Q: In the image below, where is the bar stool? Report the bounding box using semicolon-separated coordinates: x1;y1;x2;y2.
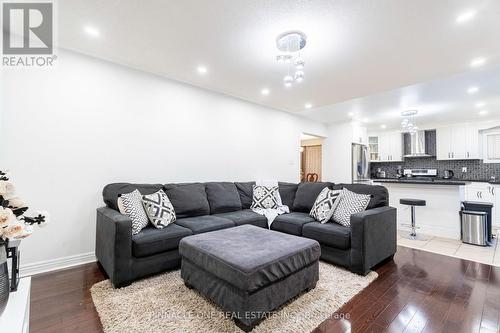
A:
400;198;428;240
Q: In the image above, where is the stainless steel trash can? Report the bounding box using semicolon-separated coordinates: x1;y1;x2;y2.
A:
460;211;488;246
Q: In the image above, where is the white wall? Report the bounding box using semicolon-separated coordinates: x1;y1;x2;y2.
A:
1;50;326;271
323;121;366;183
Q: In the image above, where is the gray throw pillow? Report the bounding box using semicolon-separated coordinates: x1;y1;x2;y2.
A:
251;185;279;209
332;188;371;227
117;189;149;235
142;190;176;229
309;188;342;223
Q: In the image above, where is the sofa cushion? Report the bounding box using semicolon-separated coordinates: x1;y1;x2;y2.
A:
118;189;150;235
309;188;342;223
205;182;242;214
302;222;351;250
132;223;192;258
142;190;176;228
278;182;299;208
234;182;255;209
214;209;268;228
332;188;371;227
270;212;315;236
251;185;279;209
103;183;163;211
292;182;334;212
175;215;235;234
332;184;388;209
163;183;210;218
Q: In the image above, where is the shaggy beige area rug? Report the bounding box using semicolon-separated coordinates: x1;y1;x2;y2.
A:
91;262;378;333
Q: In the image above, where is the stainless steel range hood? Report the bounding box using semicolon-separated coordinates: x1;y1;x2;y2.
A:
403;130;433;157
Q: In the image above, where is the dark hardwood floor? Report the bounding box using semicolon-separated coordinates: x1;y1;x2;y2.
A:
30;246;500;333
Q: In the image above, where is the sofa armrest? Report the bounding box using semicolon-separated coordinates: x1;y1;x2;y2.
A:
96;207;133;287
350;206;397;275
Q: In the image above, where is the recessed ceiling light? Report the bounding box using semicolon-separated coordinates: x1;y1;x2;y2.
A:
84;25;100;37
478;110;489;116
261;88;270;96
304;103;313;109
197;65;208;75
348;112;354;117
475;102;486;108
470;57;486;68
467;86;479;94
380;124;387;129
456;10;477;24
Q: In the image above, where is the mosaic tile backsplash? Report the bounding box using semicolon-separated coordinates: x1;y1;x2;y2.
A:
371;157;500;181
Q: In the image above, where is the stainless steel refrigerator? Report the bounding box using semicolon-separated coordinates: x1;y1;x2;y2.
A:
352;143;371;184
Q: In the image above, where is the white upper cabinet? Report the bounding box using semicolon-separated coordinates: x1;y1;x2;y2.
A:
370;132;402;162
436;123;479;160
466;124;479;159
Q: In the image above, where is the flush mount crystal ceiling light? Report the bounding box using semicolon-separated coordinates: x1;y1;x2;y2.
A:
276;31;307;87
401;110;419;134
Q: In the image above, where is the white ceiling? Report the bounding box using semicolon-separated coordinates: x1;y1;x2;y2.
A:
302;65;500;129
57;0;500;119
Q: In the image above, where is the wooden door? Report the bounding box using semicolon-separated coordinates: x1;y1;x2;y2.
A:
301;145;322;181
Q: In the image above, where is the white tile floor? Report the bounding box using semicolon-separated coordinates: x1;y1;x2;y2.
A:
397;229;500;266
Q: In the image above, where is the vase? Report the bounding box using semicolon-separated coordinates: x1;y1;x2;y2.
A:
0;241;9;317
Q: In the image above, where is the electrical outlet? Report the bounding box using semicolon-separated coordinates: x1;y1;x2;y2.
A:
462;167;467;173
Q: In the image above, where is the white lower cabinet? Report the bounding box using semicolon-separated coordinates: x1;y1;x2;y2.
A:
495;185;500;227
464;183;499;227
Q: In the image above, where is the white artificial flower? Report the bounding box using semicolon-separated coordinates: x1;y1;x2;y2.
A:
0;181;15;196
15;225;33;239
0;207;15;228
2;222;24;239
8;197;26;209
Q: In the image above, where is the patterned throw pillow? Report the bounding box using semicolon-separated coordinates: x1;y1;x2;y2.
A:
332;188;371;227
309;188;342;223
117;189;150;235
142;190;176;229
251;185;279;209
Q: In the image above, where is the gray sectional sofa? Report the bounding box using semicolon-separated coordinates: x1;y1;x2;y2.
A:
96;181;397;288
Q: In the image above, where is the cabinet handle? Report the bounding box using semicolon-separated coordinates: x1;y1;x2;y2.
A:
477;191;479;198
467;151;469;158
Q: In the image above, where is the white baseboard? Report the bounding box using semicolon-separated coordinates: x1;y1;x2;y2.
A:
19;252;97;277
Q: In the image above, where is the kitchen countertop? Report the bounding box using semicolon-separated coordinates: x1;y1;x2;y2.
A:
372;178;468;185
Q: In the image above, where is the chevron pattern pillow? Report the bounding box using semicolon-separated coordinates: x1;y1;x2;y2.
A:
332;188;371;227
251;185;279;209
309;188;342;223
117;189;150;235
142;190;176;229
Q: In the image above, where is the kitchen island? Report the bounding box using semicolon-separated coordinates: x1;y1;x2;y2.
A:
372;179;466;239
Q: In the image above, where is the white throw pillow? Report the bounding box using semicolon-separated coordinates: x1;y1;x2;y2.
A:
251;185;279;209
142;190;176;229
309;188;342;223
332;188;371;227
117;189;149;235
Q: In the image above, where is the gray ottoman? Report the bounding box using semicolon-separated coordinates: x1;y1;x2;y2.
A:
179;224;320;330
